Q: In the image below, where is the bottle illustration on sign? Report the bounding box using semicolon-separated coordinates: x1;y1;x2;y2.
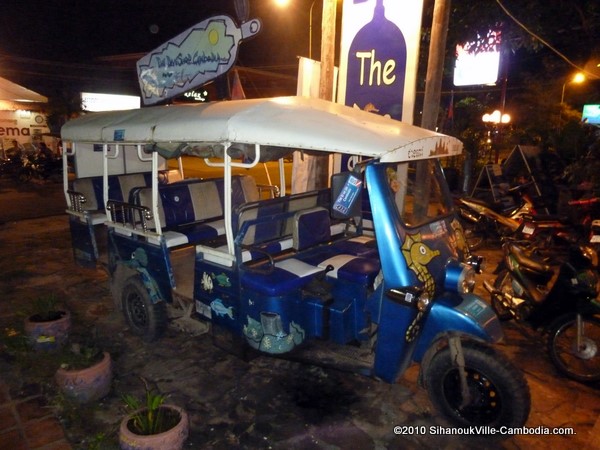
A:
345;0;407;120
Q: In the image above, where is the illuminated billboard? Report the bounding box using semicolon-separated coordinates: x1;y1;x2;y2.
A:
81;93;140;112
582;104;600;125
453;30;501;87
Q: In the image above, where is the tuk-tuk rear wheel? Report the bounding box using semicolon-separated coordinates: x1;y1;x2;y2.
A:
121;276;167;342
424;340;530;430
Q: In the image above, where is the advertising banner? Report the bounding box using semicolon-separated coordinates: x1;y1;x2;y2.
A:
137;15;261;105
338;0;424;124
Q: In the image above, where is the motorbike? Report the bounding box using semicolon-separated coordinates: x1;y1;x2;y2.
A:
457;183;572;251
485;238;600;382
0;154;62;183
564;196;600;249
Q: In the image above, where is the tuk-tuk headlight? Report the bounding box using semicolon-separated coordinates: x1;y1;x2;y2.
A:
445;259;476;294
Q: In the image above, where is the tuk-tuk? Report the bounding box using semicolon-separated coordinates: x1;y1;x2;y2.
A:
61;96;530;431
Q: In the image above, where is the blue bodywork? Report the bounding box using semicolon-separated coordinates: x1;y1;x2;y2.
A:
93;159;500;385
69;216;100;268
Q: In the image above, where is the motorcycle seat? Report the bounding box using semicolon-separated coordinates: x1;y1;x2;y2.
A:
458;196;507;215
523;213;570;224
508;243;557;275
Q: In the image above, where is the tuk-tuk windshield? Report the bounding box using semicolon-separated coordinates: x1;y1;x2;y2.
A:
386;159;452;228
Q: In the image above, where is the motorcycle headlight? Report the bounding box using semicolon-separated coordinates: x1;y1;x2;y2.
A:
466;254;486;274
445;259;476;294
577;269;599;295
580;245;599;269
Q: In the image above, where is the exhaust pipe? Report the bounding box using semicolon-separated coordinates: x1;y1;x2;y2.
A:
483;280;496;294
483;279;526;308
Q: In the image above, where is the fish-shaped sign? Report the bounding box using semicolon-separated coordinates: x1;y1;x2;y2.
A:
137;15;261;105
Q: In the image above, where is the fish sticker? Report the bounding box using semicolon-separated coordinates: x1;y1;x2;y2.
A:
210;299;234;320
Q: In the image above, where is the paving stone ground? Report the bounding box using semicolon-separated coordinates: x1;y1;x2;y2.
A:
0;178;599;449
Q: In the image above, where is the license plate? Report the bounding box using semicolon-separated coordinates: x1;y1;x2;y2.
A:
522;224;535;235
591;234;600;243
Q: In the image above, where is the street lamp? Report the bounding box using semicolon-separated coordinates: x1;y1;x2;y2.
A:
482;110;511;125
560;72;585;105
277;0;334;61
309;0;317;60
561;72;586;104
559;72;585;132
482;110;511;163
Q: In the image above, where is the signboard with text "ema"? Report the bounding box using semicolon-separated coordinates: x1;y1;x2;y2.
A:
137;15;261;105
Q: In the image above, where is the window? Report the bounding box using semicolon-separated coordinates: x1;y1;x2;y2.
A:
386;159;452;227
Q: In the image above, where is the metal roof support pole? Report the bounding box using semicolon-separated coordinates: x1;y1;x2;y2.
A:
151;150;162;234
223;144;235;257
103;144;110;221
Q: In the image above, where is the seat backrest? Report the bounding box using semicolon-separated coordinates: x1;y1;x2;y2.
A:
72;172;153;211
133;175;259;231
293;206;331;251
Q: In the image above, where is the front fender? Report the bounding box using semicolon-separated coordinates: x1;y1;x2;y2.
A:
417;332;488;389
413;292;503;362
111;262;164;306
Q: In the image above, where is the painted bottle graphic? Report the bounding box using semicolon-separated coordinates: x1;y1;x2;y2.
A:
345;0;407;120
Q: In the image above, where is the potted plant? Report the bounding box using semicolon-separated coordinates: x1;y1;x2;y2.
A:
23;294;71;351
119;380;189;450
54;342;112;404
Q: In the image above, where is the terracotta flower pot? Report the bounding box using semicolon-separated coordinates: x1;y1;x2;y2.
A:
55;351;112;403
24;310;71;351
119;404;189;450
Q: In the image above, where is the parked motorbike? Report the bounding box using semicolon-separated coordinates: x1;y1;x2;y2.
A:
0;154;62;183
516;196;600;253
564;197;600;248
485;238;600;382
457;183;571;250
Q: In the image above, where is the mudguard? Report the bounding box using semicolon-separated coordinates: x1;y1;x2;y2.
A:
413;292;503;362
108;230;174;304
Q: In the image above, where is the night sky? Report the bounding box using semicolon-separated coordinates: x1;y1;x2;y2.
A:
0;0;313;64
0;0;319;95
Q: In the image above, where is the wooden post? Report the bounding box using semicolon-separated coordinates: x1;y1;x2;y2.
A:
313;0;337;188
319;0;336;102
421;0;451;131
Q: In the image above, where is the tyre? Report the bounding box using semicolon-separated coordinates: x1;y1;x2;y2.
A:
547;313;600;382
491;270;514;321
121;276;167;342
461;221;485;251
424;340;530;430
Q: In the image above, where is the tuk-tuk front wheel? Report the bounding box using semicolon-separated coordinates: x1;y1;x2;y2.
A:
121;276;167;342
424;340;530;430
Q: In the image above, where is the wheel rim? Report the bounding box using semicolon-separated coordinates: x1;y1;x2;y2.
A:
442;367;502;424
125;290;148;330
572;337;598;360
463;227;484;250
552;317;600;380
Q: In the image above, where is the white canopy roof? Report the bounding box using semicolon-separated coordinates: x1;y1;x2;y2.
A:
61;96;462;163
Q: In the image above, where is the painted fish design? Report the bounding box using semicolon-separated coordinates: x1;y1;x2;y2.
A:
210;299;234;319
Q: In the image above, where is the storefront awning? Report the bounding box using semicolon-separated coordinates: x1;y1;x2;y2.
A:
0;76;47;103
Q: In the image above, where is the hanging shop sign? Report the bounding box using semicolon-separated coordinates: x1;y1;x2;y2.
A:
338;0;423;123
137;15;261;105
